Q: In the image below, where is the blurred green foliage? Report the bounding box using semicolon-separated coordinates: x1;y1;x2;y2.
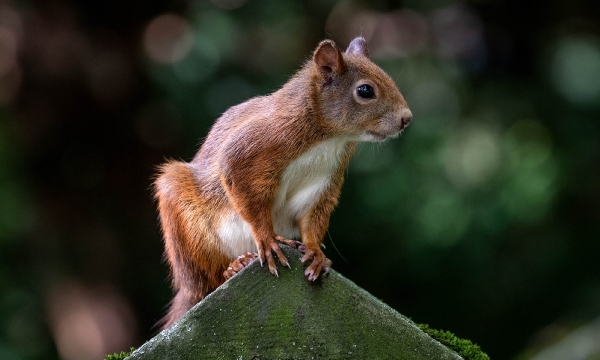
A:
1;0;600;359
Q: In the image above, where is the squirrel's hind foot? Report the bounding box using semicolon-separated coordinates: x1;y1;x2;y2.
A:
223;252;258;280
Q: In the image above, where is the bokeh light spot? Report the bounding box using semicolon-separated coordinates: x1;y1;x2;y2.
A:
432;4;485;62
0;26;17;76
550;36;600;106
501;119;558;223
47;283;138;360
504;119;553;172
501;165;557;222
173;35;220;83
418;190;471;245
143;14;193;64
370;10;429;58
444;125;502;188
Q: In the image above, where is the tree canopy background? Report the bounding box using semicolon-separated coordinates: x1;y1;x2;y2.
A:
0;0;599;359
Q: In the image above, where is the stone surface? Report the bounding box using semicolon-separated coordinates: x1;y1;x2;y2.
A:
129;246;463;359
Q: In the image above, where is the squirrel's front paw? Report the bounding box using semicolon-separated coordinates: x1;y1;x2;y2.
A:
300;247;332;281
223;252;258;280
256;236;292;277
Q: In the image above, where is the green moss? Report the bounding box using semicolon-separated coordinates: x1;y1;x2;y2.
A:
418;324;490;360
105;347;136;360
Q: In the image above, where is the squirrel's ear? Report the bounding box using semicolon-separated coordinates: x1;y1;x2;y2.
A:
345;37;369;57
313;40;346;81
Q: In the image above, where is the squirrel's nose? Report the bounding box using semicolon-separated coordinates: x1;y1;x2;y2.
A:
400;108;412;128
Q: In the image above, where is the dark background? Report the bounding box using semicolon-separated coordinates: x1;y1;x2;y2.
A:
1;0;599;359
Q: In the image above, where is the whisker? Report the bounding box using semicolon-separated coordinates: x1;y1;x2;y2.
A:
327;230;348;264
394;69;405;83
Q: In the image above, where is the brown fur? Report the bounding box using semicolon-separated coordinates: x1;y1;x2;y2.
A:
154;37;411;329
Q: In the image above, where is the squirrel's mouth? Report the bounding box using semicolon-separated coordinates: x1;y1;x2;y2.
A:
365;115;410;142
365;131;388;141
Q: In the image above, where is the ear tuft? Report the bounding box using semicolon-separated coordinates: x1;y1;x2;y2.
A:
313;40;346;81
345;37;369;57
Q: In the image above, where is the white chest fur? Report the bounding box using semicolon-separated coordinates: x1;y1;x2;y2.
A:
271;136;349;237
218;137;350;259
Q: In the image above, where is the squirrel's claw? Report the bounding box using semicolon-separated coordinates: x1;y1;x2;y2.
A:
223;252;258;280
257;236;291;276
257;236;330;280
300;247;331;281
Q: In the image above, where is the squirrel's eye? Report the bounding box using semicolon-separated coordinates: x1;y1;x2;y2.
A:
357;84;375;99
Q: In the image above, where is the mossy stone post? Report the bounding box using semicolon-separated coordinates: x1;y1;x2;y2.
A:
128;246;463;359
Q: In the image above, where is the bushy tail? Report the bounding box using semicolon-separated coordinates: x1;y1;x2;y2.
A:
156;289;196;331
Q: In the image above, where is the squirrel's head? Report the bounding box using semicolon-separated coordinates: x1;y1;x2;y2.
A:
311;37;412;142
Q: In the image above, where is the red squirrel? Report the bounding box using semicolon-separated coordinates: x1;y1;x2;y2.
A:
154;37;412;329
